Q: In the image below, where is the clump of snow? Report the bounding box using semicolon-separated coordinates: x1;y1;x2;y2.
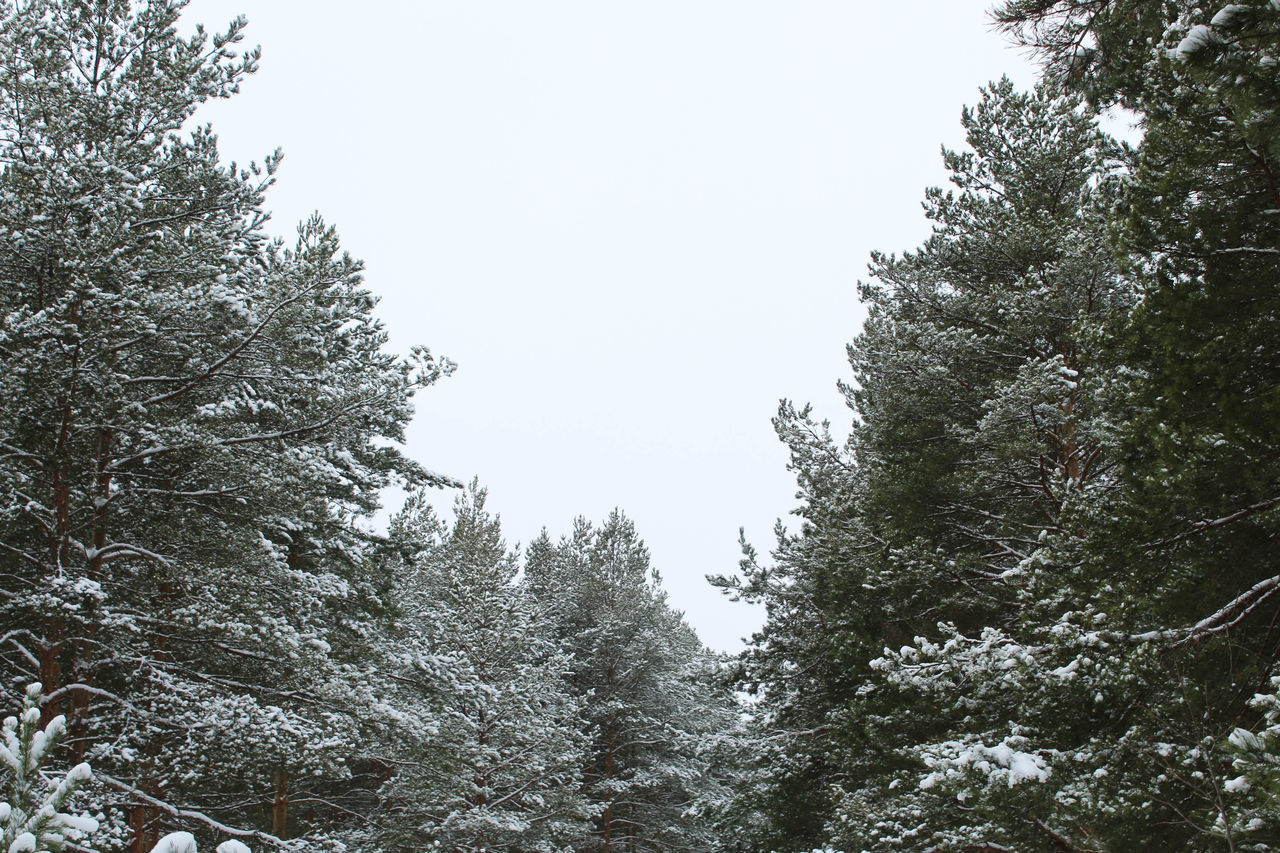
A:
215;842;253;853
1224;775;1251;793
151;832;199;853
1230;728;1262;751
1050;659;1080;680
1211;4;1251;27
1174;24;1219;59
1007;750;1049;784
920;737;1051;790
1067;43;1093;70
8;832;37;853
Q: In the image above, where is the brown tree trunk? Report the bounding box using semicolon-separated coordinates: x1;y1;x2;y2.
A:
43;375;78;726
38;618;63;727
1060;386;1080;482
273;769;290;839
129;804;157;853
1056;351;1082;484
474;709;488;809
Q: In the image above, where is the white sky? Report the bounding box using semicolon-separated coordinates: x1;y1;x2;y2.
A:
183;1;1038;652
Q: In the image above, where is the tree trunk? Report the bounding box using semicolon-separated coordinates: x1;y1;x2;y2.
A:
602;718;615;853
129;804;156;853
38;618;63;728
70;428;113;759
272;768;290;839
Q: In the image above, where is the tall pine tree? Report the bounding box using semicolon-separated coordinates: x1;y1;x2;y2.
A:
527;513;734;853
0;2;451;847
371;485;594;853
720;79;1136;851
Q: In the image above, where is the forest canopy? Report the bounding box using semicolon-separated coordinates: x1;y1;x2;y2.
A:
2;0;1278;852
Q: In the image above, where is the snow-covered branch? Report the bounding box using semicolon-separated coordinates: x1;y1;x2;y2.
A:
95;774;286;847
1171;572;1280;648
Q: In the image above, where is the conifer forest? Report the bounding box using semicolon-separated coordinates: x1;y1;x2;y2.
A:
2;1;1279;851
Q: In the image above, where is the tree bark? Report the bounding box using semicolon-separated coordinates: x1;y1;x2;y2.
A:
38;618;63;728
272;769;290;839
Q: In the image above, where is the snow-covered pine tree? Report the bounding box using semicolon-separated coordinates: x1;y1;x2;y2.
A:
729;17;1280;841
989;1;1280;846
719;79;1139;851
0;2;450;848
825;80;1139;851
527;512;735;853
1;683;98;853
371;484;594;853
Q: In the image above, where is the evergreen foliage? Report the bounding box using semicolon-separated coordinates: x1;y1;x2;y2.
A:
0;1;451;848
527;513;736;853
3;0;1277;851
725;2;1280;850
1;683;98;853
372;484;594;853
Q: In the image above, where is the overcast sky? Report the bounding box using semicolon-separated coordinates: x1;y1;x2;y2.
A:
182;0;1038;652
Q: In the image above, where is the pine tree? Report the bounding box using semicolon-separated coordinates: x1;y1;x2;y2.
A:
1;683;98;853
372;485;594;853
709;407;874;852
720;79;1138;851
726;6;1280;838
0;2;451;847
986;2;1280;846
527;513;734;853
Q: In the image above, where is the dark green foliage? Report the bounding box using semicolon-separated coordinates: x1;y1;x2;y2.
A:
722;79;1149;850
727;2;1280;849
